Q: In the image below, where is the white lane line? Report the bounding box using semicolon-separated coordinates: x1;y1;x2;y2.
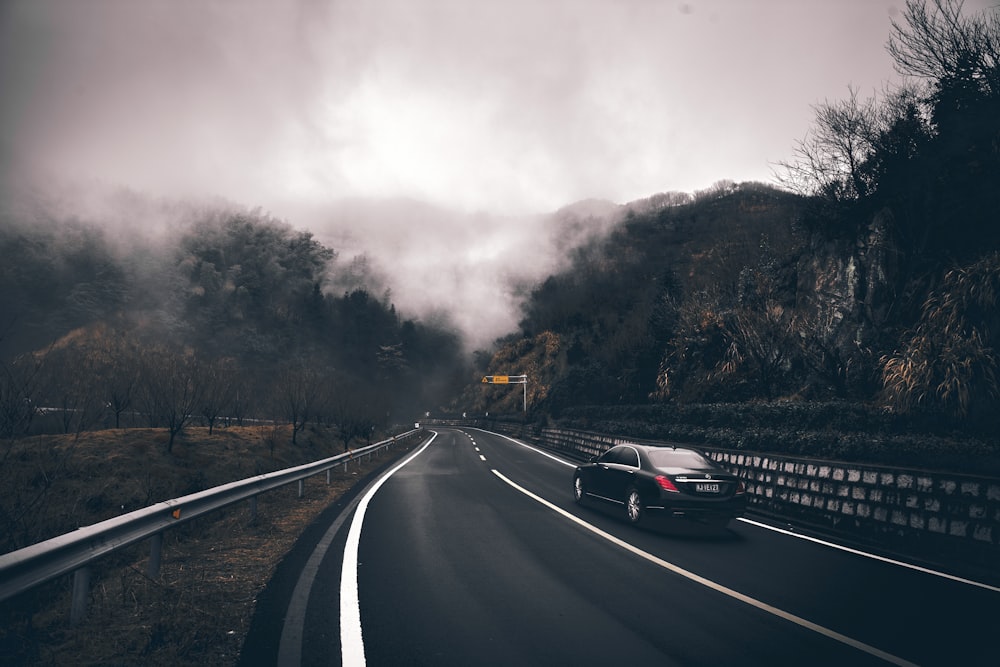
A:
491;469;919;667
479;454;487;461
737;517;1000;593
474;429;576;467
340;434;438;666
278;487;360;666
476;428;1000;593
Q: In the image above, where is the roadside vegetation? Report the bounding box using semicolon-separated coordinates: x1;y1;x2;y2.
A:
465;0;1000;445
0;424;423;666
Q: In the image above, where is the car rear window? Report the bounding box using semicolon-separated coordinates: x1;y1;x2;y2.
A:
647;449;712;469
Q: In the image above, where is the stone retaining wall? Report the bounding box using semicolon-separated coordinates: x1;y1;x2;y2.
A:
471;422;1000;567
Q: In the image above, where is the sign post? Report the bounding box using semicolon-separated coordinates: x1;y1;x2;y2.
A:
480;374;528;412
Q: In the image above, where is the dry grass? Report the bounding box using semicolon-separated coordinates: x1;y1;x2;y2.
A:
0;424;420;666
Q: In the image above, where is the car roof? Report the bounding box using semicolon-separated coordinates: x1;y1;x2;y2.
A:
619;442;700;453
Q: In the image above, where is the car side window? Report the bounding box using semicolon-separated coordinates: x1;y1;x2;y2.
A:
598;447;621;464
621;447;640;468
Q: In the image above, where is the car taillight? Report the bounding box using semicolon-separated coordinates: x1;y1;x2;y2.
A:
656;475;679;493
735;481;746;495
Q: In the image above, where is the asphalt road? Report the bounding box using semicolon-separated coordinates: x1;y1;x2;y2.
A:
241;428;998;667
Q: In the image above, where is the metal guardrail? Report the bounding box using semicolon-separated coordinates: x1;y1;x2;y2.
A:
0;428;426;622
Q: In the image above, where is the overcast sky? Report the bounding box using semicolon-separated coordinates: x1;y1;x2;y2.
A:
5;0;995;217
2;0;996;350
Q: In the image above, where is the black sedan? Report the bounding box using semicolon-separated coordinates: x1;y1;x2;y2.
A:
573;443;747;527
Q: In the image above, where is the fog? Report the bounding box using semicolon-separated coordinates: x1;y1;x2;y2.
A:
3;0;993;351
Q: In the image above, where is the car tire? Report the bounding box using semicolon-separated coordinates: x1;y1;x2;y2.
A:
625;486;643;524
573;475;585;504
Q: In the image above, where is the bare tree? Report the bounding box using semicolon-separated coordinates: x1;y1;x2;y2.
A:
138;346;204;452
0;354;41;438
776;86;881;202
888;0;1000;86
275;362;325;445
200;357;237;434
94;330;142;429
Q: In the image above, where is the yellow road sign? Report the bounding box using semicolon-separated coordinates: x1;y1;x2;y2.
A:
493;375;509;384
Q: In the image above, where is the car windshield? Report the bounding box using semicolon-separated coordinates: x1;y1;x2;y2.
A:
647;448;712;470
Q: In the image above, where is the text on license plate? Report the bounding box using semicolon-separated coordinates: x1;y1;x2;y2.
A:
696;483;720;493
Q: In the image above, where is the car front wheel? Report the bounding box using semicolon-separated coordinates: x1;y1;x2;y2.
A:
625;487;643;524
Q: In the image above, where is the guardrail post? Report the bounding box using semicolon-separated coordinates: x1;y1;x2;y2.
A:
326;469;331;485
249;496;258;524
297;479;304;498
70;566;90;625
148;533;163;578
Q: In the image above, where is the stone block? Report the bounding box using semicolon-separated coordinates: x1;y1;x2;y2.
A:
960;482;980;497
847;469;861;483
897;474;914;490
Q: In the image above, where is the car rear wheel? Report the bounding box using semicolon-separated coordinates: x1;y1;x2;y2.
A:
625;487;643;524
573;475;585;504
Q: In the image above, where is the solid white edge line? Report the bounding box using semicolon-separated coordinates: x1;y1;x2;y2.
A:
737;517;1000;594
340;433;438;667
490;468;919;667
470;428;999;594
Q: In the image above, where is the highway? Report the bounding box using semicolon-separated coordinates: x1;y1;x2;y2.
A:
240;428;998;666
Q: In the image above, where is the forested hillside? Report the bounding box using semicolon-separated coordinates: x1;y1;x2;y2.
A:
464;0;1000;435
0;200;468;446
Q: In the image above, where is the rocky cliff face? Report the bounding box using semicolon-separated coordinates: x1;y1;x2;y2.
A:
794;210;899;391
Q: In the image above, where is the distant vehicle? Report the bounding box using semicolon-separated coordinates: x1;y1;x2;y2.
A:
573;443;747;528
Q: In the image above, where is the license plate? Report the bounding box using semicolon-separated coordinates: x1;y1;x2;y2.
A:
696;483;720;493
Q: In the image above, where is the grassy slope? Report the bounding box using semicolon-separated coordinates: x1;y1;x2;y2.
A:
0;424;420;666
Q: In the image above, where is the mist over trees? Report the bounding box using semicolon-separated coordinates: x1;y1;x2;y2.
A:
465;0;1000;431
0;200;468;444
